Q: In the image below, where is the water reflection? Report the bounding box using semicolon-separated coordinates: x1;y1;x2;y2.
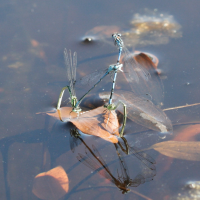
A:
70;129;156;194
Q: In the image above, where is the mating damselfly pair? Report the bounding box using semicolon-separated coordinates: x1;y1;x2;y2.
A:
57;33;157;137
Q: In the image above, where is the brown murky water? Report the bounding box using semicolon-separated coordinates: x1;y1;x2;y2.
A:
1;0;200;199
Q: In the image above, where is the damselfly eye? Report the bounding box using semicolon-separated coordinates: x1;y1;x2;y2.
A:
117;33;121;37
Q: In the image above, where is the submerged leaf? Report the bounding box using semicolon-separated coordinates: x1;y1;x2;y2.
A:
32;166;69;200
44;106;119;143
173;124;200;141
149;141;200;161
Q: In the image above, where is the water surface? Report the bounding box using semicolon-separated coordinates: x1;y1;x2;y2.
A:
0;0;200;199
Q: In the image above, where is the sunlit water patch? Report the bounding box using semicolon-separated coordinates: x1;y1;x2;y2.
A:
85;9;182;48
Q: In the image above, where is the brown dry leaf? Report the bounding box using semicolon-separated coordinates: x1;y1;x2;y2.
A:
149;141;200;161
44;106;119;143
133;51;159;69
71;106;119;143
32;166;69;200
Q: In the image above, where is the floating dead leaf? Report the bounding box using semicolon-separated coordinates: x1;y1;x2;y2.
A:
44;106;119;143
44;107;78;121
133;51;159;69
32;166;69;200
146;141;200;161
71;107;119;143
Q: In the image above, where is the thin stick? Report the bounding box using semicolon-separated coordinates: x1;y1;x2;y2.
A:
130;189;153;200
163;102;200;111
75;186;153;200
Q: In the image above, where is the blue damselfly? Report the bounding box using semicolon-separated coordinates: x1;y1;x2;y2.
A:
57;49;121;111
57;47;127;136
57;50;123;108
112;33;151;83
57;50;126;134
79;61;127;136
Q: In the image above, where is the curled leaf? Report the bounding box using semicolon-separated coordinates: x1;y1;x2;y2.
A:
32;166;69;200
133;51;159;69
148;141;200;161
44;107;77;121
70;106;119;143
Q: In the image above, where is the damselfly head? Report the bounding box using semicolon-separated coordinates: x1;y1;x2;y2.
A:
70;129;81;138
118;186;130;194
112;33;124;48
72;107;82;113
71;96;78;107
104;103;116;111
71;96;82;113
112;33;122;38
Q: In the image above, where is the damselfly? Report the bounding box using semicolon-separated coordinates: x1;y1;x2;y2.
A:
112;33;151;83
57;49;127;136
79;62;123;105
57;49;121;111
57;49;82;113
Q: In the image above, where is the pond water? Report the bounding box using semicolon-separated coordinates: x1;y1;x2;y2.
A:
1;0;200;199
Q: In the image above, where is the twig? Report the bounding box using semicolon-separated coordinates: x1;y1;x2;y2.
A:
73;186;153;200
163;102;200;111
